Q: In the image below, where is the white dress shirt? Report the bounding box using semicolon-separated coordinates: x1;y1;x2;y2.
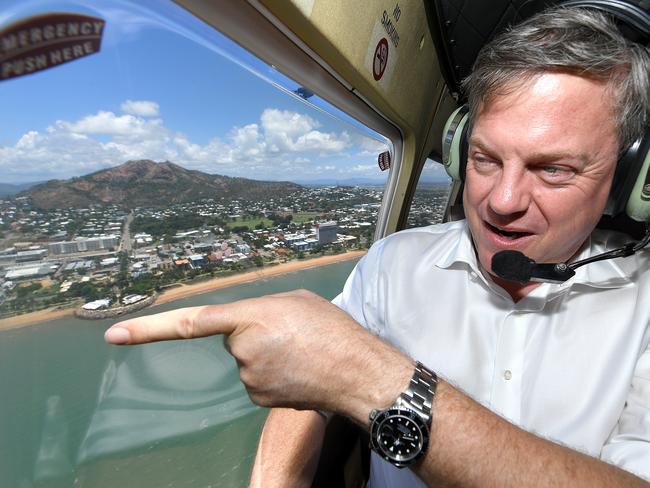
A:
333;220;650;487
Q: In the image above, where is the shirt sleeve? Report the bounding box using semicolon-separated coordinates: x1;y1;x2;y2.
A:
331;240;385;336
600;341;650;480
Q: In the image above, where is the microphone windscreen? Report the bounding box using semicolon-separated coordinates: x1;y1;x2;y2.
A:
491;250;535;283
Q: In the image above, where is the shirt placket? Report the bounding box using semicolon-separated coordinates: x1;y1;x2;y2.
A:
490;309;527;425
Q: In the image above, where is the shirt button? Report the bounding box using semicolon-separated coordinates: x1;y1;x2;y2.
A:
503;370;512;381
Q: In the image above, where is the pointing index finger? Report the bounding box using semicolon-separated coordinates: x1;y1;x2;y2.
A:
104;304;239;345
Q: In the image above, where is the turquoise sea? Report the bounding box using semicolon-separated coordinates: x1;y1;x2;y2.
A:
0;259;359;488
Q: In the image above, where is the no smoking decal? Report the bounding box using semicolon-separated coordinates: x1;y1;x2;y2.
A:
373;38;388;81
365;4;401;88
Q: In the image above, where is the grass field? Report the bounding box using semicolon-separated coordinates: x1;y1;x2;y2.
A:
229;212;324;230
292;212;323;223
229;216;273;229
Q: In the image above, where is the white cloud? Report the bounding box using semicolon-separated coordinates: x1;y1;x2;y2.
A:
355;136;389;157
420;159;450;180
0;102;376;182
230;124;264;158
16;131;39;149
58;111;164;137
350;164;376;173
121;100;160;117
259;109;348;153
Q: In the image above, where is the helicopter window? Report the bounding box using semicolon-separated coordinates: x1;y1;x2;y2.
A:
405;158;452;229
0;1;392;487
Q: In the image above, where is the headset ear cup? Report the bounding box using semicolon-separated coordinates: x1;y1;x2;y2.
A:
625;131;650;222
458;119;469;182
442;106;469;181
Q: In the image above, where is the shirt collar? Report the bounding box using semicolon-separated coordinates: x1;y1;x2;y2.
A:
434;220;633;290
569;233;633;289
435;220;482;273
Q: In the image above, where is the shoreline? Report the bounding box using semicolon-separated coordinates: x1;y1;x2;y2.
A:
0;251;365;331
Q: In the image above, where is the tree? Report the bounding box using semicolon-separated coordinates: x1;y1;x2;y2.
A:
67;282;99;301
16;282;42;298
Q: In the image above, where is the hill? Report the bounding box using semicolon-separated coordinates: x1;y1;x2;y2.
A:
0;182;41;197
20;160;303;209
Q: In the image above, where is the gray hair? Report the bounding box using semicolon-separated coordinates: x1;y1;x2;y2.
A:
461;6;650;152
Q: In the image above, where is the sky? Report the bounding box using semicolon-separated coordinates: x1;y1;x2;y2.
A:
0;0;448;185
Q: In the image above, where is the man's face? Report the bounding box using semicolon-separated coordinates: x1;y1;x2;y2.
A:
463;72;619;276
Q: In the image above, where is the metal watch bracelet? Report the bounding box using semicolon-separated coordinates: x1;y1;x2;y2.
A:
398;361;438;424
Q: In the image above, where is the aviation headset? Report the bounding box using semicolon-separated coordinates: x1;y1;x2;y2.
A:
441;0;650;223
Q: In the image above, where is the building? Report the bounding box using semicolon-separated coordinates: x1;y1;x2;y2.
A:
305;238;319;249
193;242;213;253
5;264;58;280
63;260;94;272
100;257;119;267
236;243;251;254
16;249;47;262
174;258;191;270
82;299;111;310
292;239;319;252
284;233;308;247
316;221;338;245
48;241;79;255
174;230;200;240
122;294;147;305
48;236;119;255
188;254;206;268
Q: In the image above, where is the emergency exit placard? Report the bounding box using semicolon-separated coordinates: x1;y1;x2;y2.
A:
1;13;105;81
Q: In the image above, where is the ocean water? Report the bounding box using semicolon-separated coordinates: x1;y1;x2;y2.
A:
0;259;359;488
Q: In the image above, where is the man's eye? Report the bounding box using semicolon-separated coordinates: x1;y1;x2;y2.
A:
472;155;498;171
538;165;575;182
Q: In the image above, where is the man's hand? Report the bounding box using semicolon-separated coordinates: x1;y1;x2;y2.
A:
104;289;650;487
104;289;412;421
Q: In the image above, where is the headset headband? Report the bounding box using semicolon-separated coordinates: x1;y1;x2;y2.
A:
440;0;650;222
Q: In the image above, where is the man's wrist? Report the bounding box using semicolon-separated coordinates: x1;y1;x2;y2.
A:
331;336;414;426
368;362;437;468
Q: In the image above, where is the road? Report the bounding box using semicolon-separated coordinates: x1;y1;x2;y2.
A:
120;213;134;253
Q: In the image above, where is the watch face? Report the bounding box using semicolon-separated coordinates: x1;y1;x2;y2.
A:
370;407;429;466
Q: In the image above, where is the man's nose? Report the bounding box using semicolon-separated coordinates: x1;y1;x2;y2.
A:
487;167;531;216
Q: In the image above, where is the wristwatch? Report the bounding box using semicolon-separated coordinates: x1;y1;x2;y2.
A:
369;362;437;468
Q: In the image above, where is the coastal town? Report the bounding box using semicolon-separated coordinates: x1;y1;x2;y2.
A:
0;183;449;321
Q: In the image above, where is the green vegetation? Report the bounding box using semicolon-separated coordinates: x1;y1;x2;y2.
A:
15;282;42;296
230;216;273;229
0;281;76;317
215;212;321;232
67;282;100;301
22;160;303;209
291;212;323;223
131;213;227;238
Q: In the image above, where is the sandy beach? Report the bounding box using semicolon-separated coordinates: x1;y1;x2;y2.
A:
0;251;365;331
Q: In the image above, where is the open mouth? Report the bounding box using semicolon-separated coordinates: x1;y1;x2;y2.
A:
486;222;532;240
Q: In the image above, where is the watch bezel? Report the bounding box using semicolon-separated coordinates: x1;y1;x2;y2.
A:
370;406;430;468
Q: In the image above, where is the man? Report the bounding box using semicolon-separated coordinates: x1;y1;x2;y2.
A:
104;6;650;487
